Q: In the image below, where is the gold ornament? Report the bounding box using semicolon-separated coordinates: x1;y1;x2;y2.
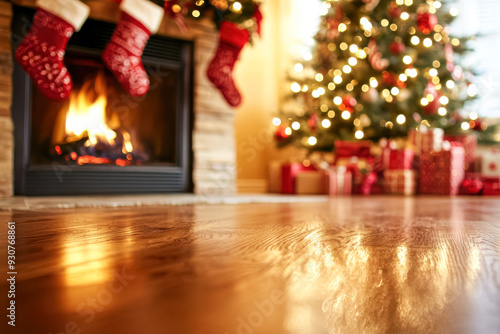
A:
210;0;229;10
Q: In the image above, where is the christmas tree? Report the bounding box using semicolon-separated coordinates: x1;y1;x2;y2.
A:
274;0;481;152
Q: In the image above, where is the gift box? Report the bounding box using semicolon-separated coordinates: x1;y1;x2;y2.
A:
419;142;465;195
281;163;316;194
388;148;414;170
481;150;500;177
328;166;352;196
418;127;444;155
384;170;417;196
483;177;500;196
268;161;282;193
296;170;329;195
334;140;372;160
444;134;477;169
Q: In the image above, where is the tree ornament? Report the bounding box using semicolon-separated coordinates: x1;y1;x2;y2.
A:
363;0;380;12
368;39;389;71
461;177;483;195
417;12;438;34
210;0;229;11
207;21;250;106
308;114;319;131
14;0;90;100
388;2;402;18
390;41;405;55
274;125;289;141
103;0;164;97
423;81;440;114
382;71;397;86
343;95;357;111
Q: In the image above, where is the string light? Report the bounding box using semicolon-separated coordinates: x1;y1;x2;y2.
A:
438;107;447;116
411;36;420;45
391;87;400;95
312;90;320;98
291;82;301;93
334;76;343;84
357;50;367;59
341;110;351;120
360;17;373;30
434;1;442;8
292;121;300;130
308;136;317;145
303;53;312;61
450;7;459;16
446;80;455;89
404;0;413;5
315;73;324;81
390;24;398;31
340;42;348;50
421;98;429;106
433;60;441;68
362;84;369;92
334;96;342;105
320;104;328;112
272;118;281;126
348;57;357;66
370;77;379;87
401;12;410;20
355;130;364;139
172;4;182;13
403;55;412;64
440;96;449;105
461;122;470;130
338;23;347;32
285;127;292;135
451;38;460;46
302;85;308;92
399;74;408;81
294;63;304;72
328;110;335;118
317;87;326;95
349;44;359;53
192;10;200;18
230;2;242;12
343;65;352;73
396;0;403;4
470;112;478;120
322;119;331;128
328;83;336;90
429;68;438;76
381;19;389;27
423;38;433;47
396;114;406;124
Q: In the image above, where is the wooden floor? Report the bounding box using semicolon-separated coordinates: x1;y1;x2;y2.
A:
1;197;499;334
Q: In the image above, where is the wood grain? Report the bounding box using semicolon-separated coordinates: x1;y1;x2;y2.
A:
0;196;499;333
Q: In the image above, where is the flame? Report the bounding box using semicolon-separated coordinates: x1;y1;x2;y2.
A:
63;71;136;158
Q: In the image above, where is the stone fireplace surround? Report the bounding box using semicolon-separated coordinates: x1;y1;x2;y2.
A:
0;0;237;197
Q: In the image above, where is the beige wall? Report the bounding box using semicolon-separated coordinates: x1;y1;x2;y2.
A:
234;0;303;192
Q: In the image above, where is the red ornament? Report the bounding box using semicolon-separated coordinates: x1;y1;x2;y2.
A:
274;125;289;141
423;81;440;114
308;114;319;131
343;95;357;110
388;2;402;18
390;41;406;55
472;119;483;131
382;71;397;86
460;176;483;195
417;12;438;34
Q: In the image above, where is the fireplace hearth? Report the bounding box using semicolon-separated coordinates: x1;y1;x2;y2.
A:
12;6;194;195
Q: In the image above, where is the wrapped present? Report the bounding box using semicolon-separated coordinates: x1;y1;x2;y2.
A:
420;142;465;195
389;148;414;170
481;150;500;177
296;170;329;195
336;156;374;172
418;127;444;155
433;142;465;195
281;162;316;194
268;161;282;193
444;134;477;170
483;177;500;196
384;170;417;196
329;166;352;196
334;140;372;160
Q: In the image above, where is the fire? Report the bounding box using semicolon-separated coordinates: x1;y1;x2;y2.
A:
53;71;142;166
65;71;119;146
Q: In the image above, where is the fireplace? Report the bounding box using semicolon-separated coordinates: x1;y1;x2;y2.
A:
12;6;194;195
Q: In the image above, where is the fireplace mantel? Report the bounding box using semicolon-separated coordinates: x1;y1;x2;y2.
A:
1;0;237;197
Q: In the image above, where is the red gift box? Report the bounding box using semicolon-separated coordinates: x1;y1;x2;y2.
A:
389;149;414;170
419;142;465;195
329;166;352;196
334;140;372;160
444;134;477;169
482;177;500;196
385;170;417;195
281;163;316;194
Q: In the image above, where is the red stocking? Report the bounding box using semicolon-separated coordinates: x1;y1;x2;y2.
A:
207;21;250;107
14;0;89;100
102;0;164;97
